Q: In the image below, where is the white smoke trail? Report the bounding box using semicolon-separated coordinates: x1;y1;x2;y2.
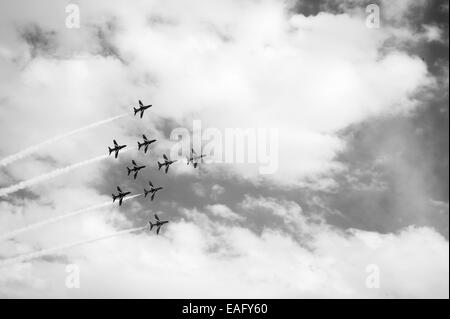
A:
0;194;142;241
0;113;128;167
0;154;114;197
0;226;147;267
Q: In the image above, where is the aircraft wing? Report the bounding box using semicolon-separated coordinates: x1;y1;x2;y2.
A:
115;150;119;158
149;180;154;187
156;226;161;235
134;171;138;179
144;144;149;153
139;100;143;106
165;165;169;174
113;140;118;146
119;197;123;206
143;134;147;140
151;193;155;201
132;160;137;166
117;186;122;192
140;110;144;118
155;214;160;221
163;154;168;160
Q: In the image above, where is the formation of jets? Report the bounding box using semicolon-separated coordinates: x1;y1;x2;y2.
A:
108;100;207;236
148;214;169;235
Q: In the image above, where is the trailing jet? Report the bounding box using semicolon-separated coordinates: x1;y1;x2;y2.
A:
187;148;207;168
133;100;152;118
158;154;177;174
127;160;146;179
144;180;163;201
108;140;126;159
112;186;131;206
137;135;157;153
148;214;169;235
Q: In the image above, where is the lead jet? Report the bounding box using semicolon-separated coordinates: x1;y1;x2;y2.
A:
137;135;157;153
148;214;169;235
144;180;163;201
187;148;207;168
157;154;177;174
133;100;152;118
108;140;127;159
127;160;146;179
112;186;131;206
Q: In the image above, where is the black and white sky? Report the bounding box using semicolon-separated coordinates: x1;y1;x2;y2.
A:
0;0;448;298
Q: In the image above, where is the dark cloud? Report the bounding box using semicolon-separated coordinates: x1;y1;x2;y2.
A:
36;254;70;264
287;0;449;238
327;101;449;237
19;24;57;58
92;19;125;63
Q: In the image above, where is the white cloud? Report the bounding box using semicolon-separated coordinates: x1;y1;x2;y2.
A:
1;196;447;298
206;204;245;222
0;0;446;298
0;0;433;187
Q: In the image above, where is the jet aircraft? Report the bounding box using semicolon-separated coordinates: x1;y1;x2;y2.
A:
112;186;131;206
158;154;177;174
187;148;207;168
133;100;152;118
138;135;157;153
148;214;169;235
127;160;146;179
108;140;126;159
144;180;163;201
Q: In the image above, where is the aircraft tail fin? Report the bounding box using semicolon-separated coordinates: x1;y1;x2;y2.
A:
149;222;155;231
112;194;118;202
144;189;150;197
133;107;139;116
127;167;132;176
158;162;163;170
108;147;113;155
138;141;143;150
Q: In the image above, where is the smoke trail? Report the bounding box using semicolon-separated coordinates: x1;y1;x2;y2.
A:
0;226;147;267
0;194;142;241
0;154;114;197
0;113;128;167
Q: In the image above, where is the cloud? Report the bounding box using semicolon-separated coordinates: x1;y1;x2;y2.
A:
205;204;245;222
0;0;447;298
1;196;447;298
210;184;225;200
0;0;434;187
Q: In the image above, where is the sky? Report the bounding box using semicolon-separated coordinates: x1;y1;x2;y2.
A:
0;0;448;298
